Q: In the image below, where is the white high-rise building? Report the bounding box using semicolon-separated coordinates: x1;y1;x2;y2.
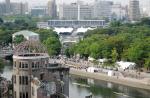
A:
5;0;11;13
47;0;57;19
59;3;93;20
129;0;141;21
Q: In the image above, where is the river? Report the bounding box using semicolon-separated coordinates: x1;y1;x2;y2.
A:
1;62;150;98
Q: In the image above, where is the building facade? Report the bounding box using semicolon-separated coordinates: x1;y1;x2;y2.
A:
47;0;57;19
93;0;113;20
0;3;6;15
129;0;141;21
31;6;47;17
11;2;28;15
59;3;93;20
12;30;39;41
13;40;69;98
5;0;11;14
47;20;106;28
0;0;28;15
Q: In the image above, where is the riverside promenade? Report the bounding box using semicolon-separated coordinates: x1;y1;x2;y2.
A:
70;68;150;90
50;57;150;90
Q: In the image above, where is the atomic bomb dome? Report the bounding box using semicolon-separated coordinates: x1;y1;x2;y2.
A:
13;40;69;98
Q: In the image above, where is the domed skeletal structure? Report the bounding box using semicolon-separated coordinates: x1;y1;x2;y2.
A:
14;40;48;56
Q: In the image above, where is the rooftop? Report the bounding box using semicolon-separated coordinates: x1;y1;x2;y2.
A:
13;30;39;38
54;27;73;34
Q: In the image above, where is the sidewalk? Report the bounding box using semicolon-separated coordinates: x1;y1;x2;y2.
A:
70;68;150;90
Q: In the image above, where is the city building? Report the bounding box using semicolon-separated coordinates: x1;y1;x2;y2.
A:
129;0;141;21
11;2;28;15
93;0;113;20
47;0;57;19
13;40;69;98
31;6;47;17
5;0;11;14
59;3;93;20
59;3;78;20
0;0;28;15
47;20;106;28
0;3;6;15
37;22;49;29
111;4;127;21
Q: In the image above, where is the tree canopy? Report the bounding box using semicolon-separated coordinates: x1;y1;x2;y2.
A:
66;19;150;69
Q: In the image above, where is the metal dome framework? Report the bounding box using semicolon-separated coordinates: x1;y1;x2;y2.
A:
14;40;48;56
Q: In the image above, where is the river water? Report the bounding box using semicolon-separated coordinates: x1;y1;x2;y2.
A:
1;62;150;98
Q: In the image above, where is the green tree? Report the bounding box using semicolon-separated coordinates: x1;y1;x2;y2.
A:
110;20;122;27
35;29;58;42
124;41;145;67
13;35;26;44
144;58;150;70
111;48;118;63
43;37;61;56
89;43;101;59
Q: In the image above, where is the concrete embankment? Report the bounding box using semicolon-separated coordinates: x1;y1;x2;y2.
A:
70;69;150;90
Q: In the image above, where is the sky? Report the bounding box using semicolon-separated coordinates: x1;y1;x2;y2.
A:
0;0;148;7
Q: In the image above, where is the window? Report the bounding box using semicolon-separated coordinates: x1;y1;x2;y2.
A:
22;76;25;85
25;63;28;68
26;92;28;98
23;93;25;98
40;73;44;80
22;63;25;68
20;92;22;98
19;76;22;85
19;76;28;85
14;61;16;67
25;76;28;85
35;63;37;68
32;62;34;68
19;62;21;68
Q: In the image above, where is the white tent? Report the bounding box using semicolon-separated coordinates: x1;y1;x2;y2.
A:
116;61;136;70
88;57;95;62
98;58;107;64
76;27;95;33
108;70;114;77
54;27;73;34
87;67;98;73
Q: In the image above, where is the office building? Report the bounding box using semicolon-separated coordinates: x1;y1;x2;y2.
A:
47;0;57;19
0;0;28;15
93;0;113;20
59;3;93;20
47;20;105;27
11;2;28;15
0;3;6;15
31;6;47;17
5;0;11;14
129;0;141;21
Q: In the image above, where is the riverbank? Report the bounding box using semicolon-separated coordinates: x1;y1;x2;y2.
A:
70;68;150;90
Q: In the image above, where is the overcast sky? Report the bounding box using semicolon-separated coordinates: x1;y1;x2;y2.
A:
0;0;149;7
